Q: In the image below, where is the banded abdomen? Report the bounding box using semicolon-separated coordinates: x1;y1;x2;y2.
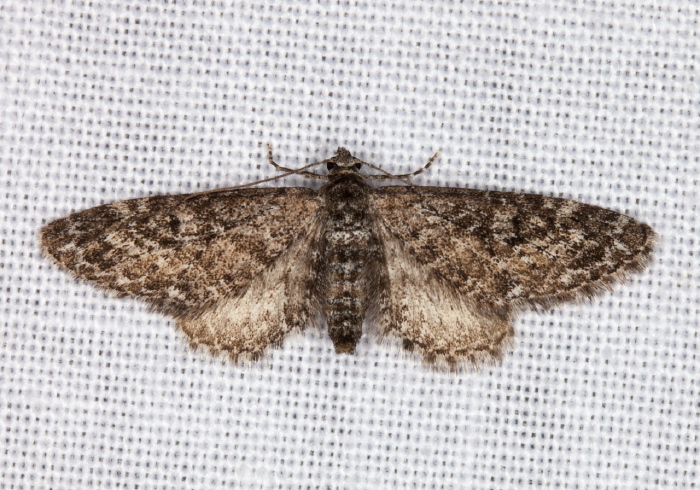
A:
319;172;382;353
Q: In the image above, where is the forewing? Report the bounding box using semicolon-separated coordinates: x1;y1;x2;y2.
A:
372;186;655;312
41;187;323;318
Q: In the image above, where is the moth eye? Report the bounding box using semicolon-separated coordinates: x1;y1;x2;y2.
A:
353;163;362;170
327;162;337;171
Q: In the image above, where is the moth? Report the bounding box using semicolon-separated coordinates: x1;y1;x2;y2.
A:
41;147;656;370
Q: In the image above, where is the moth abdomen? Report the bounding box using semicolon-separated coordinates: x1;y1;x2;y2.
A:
320;172;385;354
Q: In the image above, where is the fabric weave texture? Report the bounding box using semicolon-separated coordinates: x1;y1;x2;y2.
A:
1;1;697;488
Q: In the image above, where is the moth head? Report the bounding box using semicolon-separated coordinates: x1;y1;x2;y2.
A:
326;147;363;173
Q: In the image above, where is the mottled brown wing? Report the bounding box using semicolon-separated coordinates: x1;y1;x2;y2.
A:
372;186;656;313
41;187;323;319
369;185;654;370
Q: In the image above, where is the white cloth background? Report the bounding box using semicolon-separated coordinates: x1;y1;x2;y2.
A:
1;1;697;488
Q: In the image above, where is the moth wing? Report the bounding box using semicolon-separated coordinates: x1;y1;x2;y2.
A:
373;186;655;310
42;187;324;359
178;215;325;359
372;222;514;370
370;186;655;369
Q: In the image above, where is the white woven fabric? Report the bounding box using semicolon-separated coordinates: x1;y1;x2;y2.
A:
1;1;697;488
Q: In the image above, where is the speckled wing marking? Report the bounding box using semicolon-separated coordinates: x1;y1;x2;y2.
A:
370;186;655;368
178;215;325;358
41;187;323;358
371;222;514;370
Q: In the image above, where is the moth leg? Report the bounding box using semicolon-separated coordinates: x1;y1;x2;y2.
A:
266;144;328;179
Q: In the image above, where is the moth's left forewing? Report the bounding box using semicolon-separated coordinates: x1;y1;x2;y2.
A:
41;187;326;361
41;188;323;316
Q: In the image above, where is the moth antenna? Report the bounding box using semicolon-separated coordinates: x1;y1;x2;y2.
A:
266;143;328;180
363;150;440;185
186;155;327;199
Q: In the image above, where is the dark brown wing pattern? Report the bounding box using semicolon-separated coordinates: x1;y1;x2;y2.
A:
368;186;654;370
41;187;322;318
372;186;656;313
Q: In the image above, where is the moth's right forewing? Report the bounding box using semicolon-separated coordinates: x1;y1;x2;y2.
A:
369;185;654;371
372;186;655;311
